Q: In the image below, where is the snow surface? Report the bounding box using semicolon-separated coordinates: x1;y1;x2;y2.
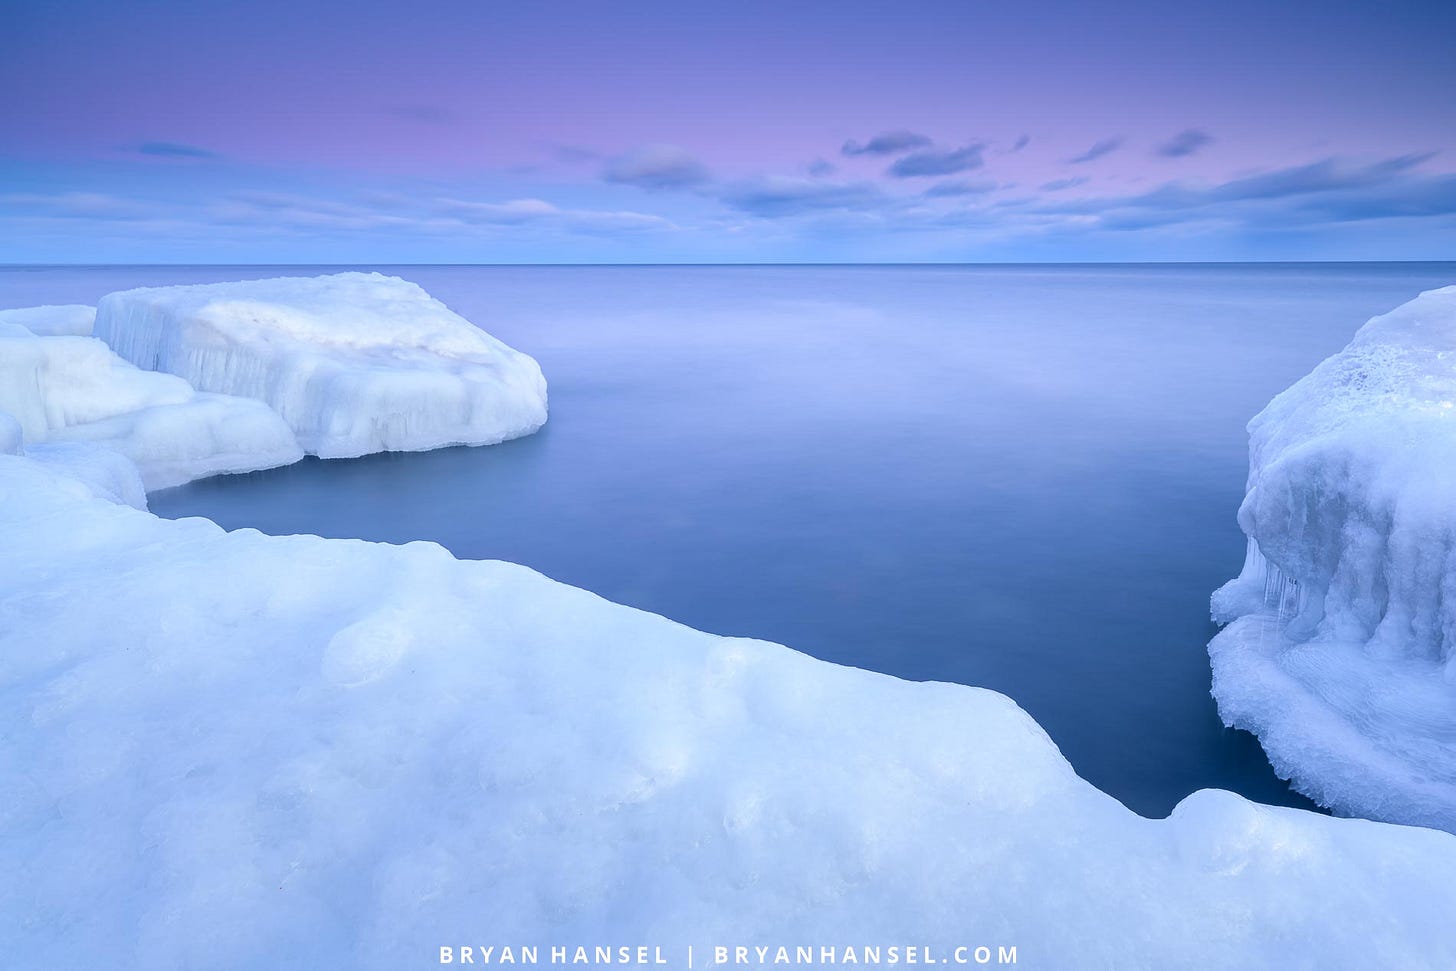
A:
0;303;96;336
4;454;1456;968
0;324;303;490
1211;285;1456;831
94;272;548;458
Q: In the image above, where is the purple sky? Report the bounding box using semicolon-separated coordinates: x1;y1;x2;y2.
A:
3;0;1454;262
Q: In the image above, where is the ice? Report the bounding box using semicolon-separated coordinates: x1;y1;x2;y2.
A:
0;303;96;336
1211;285;1456;831
0;409;20;455
23;441;148;509
0;324;303;490
3;455;1456;967
94;272;549;458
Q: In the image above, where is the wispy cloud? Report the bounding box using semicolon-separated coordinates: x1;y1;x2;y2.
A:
1027;153;1454;229
1155;129;1214;159
925;179;997;198
1040;177;1088;192
1068;137;1124;164
841;130;933;157
717;176;887;217
603;145;710;189
888;143;986;177
135;141;218;160
1;191;156;220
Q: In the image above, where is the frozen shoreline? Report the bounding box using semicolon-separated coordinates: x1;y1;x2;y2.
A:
3;275;1456;965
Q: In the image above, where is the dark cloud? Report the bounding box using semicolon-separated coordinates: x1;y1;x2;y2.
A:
1068;137;1124;164
889;143;986;178
807;159;837;177
1040;177;1088;192
136;141;217;160
717;176;886;217
841;130;933;157
1155;129;1214;158
1029;153;1455;230
602;145;710;190
1114;153;1437;209
1011;135;1030;152
925;179;997;198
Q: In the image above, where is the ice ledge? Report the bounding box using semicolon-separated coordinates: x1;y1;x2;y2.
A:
94;272;549;458
4;452;1456;967
1210;284;1456;831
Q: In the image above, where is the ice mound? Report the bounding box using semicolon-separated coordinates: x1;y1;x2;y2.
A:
0;303;96;336
3;456;1456;967
94;272;549;458
1211;285;1456;831
0;324;303;490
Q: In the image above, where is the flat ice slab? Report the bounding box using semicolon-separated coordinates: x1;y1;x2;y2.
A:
4;454;1456;967
1211;285;1456;831
0;324;303;490
94;272;549;458
0;304;96;337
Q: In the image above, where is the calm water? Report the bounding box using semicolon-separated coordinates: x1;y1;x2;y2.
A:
7;262;1456;816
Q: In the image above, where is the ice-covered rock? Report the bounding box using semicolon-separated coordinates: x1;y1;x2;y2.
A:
3;455;1456;968
0;409;21;455
94;272;549;458
24;441;148;509
0;325;303;490
1211;285;1456;831
0;303;96;336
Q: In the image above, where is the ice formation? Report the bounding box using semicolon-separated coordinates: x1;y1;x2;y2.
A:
94;272;549;458
0;324;303;490
1211;285;1456;831
0;303;96;336
4;454;1456;968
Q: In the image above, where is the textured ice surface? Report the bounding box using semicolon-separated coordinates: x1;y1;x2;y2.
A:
0;409;20;455
23;441;148;509
94;272;548;458
0;324;303;490
0;303;96;336
1211;285;1456;831
4;455;1456;968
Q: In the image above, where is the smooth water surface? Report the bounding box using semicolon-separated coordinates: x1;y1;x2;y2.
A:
7;262;1455;816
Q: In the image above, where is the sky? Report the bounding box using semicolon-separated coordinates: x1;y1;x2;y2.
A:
2;0;1454;263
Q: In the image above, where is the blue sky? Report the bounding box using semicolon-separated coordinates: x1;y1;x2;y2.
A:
2;0;1453;262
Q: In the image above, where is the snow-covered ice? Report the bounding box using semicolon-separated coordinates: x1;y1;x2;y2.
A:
0;324;303;490
4;454;1456;968
0;303;96;336
94;272;549;458
1211;285;1456;831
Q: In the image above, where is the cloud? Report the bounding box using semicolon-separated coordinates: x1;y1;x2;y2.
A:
841;130;933;157
807;159;837;177
1011;135;1030;152
1027;153;1456;230
925;179;997;198
602;145;710;190
1;191;154;220
1039;177;1088;192
889;143;986;178
215;191;674;236
1155;129;1214;159
1068;137;1124;164
135;141;218;160
717;176;887;217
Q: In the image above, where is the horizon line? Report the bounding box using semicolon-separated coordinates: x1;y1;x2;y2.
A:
3;259;1455;269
